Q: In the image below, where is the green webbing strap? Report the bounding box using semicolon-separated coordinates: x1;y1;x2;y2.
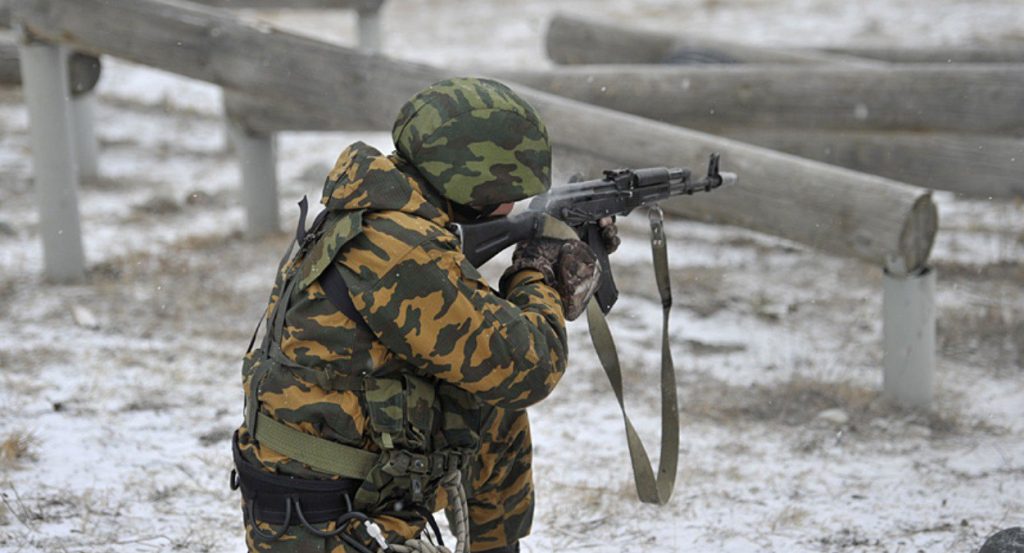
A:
246;237;298;354
534;213;679;504
254;412;378;479
583;206;679;505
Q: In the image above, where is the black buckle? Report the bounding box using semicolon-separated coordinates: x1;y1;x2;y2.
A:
383;450;431;476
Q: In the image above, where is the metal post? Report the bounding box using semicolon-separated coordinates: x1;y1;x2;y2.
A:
228;120;280;237
18;36;86;283
882;266;936;409
357;7;383;53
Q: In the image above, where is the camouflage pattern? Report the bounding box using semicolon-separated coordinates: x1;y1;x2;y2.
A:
392;77;551;208
237;141;567;552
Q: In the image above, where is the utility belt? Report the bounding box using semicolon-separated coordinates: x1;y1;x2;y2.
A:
232;431;362;526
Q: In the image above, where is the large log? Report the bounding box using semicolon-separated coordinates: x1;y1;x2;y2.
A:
824;45;1024;64
0;38;101;93
726;130;1024;198
492;65;1024;136
12;0;938;273
546;13;877;65
187;0;382;11
547;13;1022;67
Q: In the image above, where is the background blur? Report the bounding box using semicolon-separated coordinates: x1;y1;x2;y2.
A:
1;0;1022;551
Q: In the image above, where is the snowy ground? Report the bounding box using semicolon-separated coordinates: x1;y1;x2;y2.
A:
1;0;1023;552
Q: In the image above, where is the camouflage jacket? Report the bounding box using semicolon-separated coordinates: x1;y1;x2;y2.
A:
237;141;567;483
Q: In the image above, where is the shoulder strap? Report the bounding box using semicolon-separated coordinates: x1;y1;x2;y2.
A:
586;205;678;505
320;263;374;335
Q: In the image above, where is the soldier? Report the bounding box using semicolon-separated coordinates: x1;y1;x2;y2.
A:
232;77;614;553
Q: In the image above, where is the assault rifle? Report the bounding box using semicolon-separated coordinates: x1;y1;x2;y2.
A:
456;154;737;313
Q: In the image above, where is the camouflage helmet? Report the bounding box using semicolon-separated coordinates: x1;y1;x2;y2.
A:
392;77;552;208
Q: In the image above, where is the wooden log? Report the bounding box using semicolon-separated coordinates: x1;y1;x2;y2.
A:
824;45;1024;64
12;0;938;273
548;14;1024;67
546;13;876;65
492;65;1024;136
722;129;1024;199
0;38;101;93
187;0;382;11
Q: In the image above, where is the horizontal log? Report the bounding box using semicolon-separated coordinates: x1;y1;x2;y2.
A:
546;13;877;65
548;14;1024;66
0;38;101;94
13;0;938;272
722;129;1024;198
187;0;382;12
492;65;1024;135
824;45;1024;64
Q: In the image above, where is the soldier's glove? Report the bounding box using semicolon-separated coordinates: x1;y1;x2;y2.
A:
499;238;602;321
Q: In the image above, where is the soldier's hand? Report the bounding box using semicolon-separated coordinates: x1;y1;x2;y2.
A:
598;216;620;254
499;238;601;321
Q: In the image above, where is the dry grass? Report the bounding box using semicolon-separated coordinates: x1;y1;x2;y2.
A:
684;374;1000;440
0;431;38;469
938;303;1023;372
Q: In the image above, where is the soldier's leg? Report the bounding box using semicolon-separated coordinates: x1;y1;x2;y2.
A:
464;405;534;553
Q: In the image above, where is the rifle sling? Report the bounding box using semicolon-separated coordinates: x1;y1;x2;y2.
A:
539;213;680;505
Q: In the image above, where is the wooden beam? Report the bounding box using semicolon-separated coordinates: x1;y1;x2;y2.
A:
11;0;938;273
546;13;876;65
723;129;1024;199
824;45;1024;64
547;14;1022;67
187;0;382;11
492;65;1024;136
0;38;101;94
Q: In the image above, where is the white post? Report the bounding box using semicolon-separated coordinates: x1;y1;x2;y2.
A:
66;51;101;183
70;93;100;182
357;6;382;53
882;266;936;409
18;36;86;283
228;120;280;237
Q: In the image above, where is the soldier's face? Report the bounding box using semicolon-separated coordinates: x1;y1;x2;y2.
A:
490;202;515;217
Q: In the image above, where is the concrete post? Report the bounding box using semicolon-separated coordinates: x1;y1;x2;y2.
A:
357;7;382;53
228;120;280;237
882;267;936;409
18;36;86;283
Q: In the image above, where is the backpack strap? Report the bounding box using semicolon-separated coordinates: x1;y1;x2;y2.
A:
320;263;374;335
